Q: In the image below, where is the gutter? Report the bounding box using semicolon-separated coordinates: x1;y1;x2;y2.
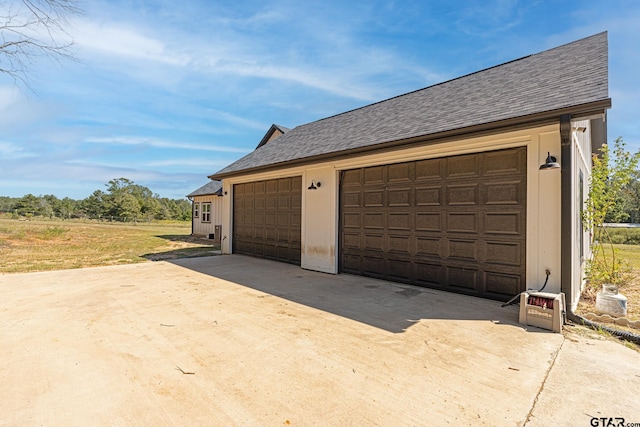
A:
560;115;573;310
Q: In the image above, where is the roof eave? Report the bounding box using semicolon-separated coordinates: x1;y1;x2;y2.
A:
209;99;611;181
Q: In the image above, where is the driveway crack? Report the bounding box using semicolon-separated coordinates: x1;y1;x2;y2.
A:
522;335;565;426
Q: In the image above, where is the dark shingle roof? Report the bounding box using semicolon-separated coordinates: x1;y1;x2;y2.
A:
211;32;609;179
187;180;222;197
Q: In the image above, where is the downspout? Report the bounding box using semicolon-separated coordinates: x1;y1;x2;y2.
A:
560;114;573;310
188;197;194;236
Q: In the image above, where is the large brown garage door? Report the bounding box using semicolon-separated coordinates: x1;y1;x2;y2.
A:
340;147;526;301
233;177;302;265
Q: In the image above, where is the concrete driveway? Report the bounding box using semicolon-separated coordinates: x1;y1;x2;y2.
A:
1;255;638;426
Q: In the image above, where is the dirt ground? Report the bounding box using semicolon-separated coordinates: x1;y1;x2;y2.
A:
1;255;639;426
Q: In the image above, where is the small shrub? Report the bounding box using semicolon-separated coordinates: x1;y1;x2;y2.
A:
39;226;69;240
606;227;640;245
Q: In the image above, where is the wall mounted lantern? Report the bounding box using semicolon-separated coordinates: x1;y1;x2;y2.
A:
539;152;560;170
307;180;321;190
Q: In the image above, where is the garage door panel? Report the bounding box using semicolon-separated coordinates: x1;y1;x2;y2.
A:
485;212;521;235
363;256;385;277
388;212;410;230
416;213;442;231
485;271;521;297
343;233;361;249
415;158;444;181
389;259;412;281
266;196;277;209
485;181;522;205
447;212;479;233
415;262;444;287
448;239;478;261
389;235;411;255
364;166;385;184
416;237;441;256
340;147;526;301
388;162;413;182
364;190;384;207
447;154;480;178
343;191;361;208
485;241;522;266
342;254;362;273
484;148;526;176
292;195;302;210
343;213;361;229
278;195;290;209
233;177;301;265
447;184;479;206
446;266;478;291
416;186;442;206
364;234;384;252
388;188;411;206
364;213;384;229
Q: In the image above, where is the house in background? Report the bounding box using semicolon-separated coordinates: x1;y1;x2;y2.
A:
210;33;611;313
186;180;223;244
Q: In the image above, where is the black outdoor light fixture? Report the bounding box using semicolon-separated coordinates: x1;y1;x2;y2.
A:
539;152;560;170
307;180;321;190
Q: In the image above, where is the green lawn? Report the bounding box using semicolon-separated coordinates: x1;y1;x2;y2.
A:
0;218;216;273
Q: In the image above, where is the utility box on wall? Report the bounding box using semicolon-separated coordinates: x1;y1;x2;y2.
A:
519;292;565;333
214;225;222;245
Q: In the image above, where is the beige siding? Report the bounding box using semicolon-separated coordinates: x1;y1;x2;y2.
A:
191;195;223;237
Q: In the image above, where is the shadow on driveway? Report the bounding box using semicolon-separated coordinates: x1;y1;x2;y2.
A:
171;254;530;334
143;234;221;261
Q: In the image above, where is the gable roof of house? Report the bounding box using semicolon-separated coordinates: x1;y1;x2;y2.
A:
186;180;223;198
211;32;610;180
256;124;290;149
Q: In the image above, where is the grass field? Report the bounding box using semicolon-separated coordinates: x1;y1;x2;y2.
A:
0;218;217;273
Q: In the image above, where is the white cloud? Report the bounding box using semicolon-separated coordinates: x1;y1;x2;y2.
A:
70;13;434;102
84;135;251;154
74;20;188;66
0;141;33;159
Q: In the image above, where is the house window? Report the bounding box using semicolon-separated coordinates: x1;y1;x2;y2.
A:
193;202;200;218
202;202;211;223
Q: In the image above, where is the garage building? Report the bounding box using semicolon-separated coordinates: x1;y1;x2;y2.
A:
210;33;611;311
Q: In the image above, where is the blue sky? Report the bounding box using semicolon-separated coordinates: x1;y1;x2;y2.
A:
1;0;639;200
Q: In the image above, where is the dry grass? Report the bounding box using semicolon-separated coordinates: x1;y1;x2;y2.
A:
577;244;640;329
0;218;217;274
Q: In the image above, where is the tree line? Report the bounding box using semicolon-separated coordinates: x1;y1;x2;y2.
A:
0;178;192;222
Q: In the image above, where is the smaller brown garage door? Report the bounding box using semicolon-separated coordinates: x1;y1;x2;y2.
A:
233;177;302;265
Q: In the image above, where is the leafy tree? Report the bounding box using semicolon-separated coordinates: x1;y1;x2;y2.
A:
57;196;76;218
41;194;60;217
14;193;39;216
109;192;140;220
583;137;640;287
4;178;192;222
0;196;18;212
81;190;106;219
618;170;640;224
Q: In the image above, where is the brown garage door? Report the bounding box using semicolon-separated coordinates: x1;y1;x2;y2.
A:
340;147;526;301
233;177;302;265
